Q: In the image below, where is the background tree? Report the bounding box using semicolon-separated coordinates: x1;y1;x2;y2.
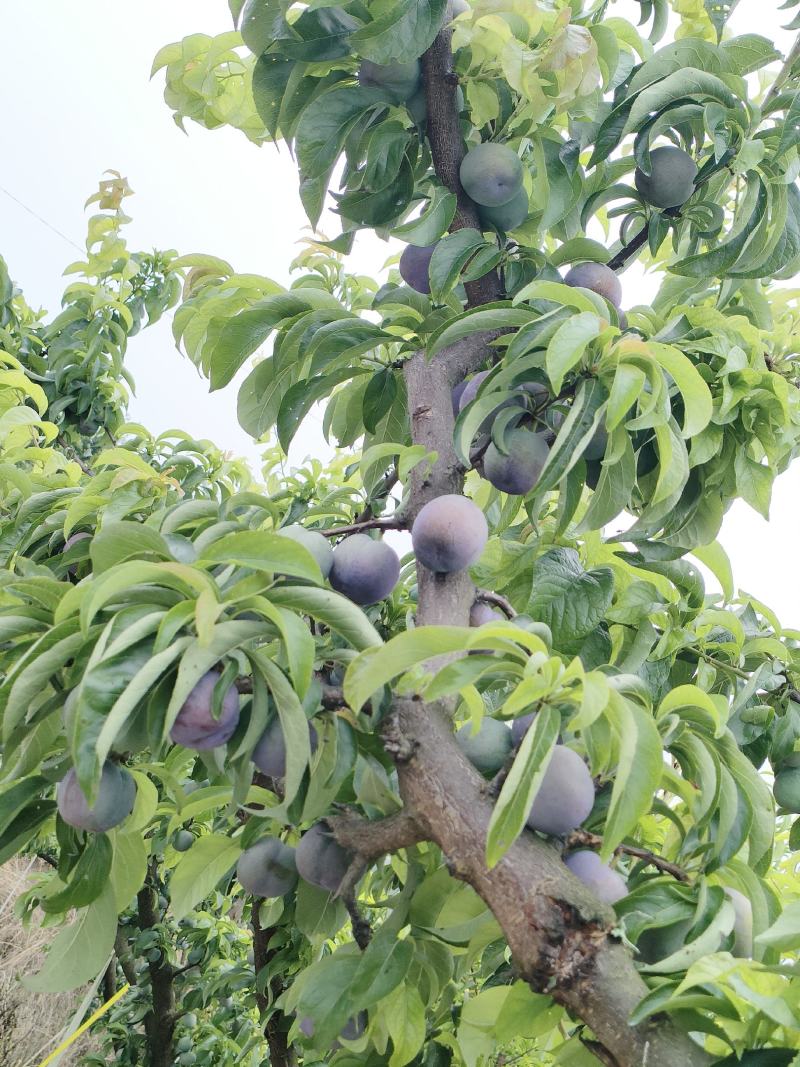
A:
3;2;800;1067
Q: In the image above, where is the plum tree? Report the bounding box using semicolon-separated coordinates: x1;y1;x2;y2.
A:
357;60;420;102
170;670;240;750
482;427;550;494
469;600;502;626
459;143;524;206
329;533;400;604
635;145;698;209
510;712;536;746
295;821;353;893
276;524;333;578
526;746;595;836
399;243;436;294
564;262;622;306
56;760;136;833
725;887;754;958
411;494;488;573
564;850;627;904
173;829;194;852
479;187;529;231
237;837;299;897
8;4;800;1066
773;767;800;812
252;715;319;778
456;718;513;776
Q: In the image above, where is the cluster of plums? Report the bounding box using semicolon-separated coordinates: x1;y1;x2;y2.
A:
399;142;697;299
455;713;626;904
237;820;352;899
278;492;489;609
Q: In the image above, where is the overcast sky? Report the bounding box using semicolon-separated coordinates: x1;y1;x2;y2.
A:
2;1;799;625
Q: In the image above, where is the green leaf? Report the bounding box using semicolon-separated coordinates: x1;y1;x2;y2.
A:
296;85;388;180
363;370;398;434
344;627;472;711
486;707;560;867
90;520;171;572
549;238;611;268
277;368;368;452
528;549;613;646
600;691;664;860
755;901;800;950
250;651;311;805
209;295;311;390
533;377;608;495
513;279;607;316
349;0;447;64
24;882;117;993
690;540;734;601
623;68;739;135
252;54;295;139
427;305;533;359
393;187;457;245
198;530;323;582
269;586;382;650
734;451;773;519
383;983;427;1067
238;354;300;439
109;830;148;912
646;342;713;438
546;312;601;394
429;229;489;302
349;933;413;1008
170;833;240;919
41;834;113;914
0;799;57;865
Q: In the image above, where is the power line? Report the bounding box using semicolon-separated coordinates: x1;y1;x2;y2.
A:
0;183;84;254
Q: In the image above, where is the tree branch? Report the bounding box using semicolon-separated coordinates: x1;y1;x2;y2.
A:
566;830;691;884
353;465;399;525
422;2;503;307
319;516;405;538
326;809;423;861
137;864;176;1067
475;589;517;618
252;903;297;1067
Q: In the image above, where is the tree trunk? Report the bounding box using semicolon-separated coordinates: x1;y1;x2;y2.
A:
252;901;297;1067
137;873;176;1067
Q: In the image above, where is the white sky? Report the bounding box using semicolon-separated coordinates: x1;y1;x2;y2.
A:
1;1;799;625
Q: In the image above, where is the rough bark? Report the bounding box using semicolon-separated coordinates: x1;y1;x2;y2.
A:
252;903;297;1067
137;871;176;1067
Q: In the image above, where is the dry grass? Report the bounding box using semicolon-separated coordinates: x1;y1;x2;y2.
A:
0;858;101;1067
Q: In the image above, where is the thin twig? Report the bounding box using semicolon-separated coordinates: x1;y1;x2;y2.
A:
319;516;406;538
353;466;400;526
57;435;93;477
567;830;690;883
475;589;516;618
343;893;372;950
